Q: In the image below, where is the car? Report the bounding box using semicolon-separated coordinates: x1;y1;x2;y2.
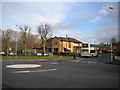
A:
9;51;17;56
36;52;49;56
0;51;5;56
36;52;42;56
44;53;49;56
27;52;34;56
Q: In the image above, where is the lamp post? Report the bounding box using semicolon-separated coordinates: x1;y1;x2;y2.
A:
111;42;113;61
66;35;67;56
15;25;18;59
108;6;114;61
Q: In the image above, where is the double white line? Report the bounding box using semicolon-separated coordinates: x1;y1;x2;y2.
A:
12;68;58;73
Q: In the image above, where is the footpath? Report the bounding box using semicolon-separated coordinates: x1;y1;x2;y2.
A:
98;54;120;65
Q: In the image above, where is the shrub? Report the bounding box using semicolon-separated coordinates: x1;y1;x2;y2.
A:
114;51;120;56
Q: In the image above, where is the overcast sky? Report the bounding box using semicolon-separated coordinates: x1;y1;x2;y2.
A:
1;1;119;43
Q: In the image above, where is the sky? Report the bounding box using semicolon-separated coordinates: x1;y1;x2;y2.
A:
1;1;119;43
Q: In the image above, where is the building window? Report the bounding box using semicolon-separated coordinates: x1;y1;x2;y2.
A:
54;42;58;45
54;48;58;52
48;48;52;52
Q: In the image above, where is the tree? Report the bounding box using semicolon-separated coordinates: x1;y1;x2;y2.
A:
110;37;118;52
37;23;52;55
19;25;31;56
110;37;117;43
2;29;12;56
0;29;2;51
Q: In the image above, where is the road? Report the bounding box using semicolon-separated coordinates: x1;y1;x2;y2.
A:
2;55;119;88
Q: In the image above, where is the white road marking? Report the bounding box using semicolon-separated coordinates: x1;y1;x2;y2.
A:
92;62;96;64
50;63;58;65
12;69;58;73
75;60;80;62
6;64;41;68
32;68;57;72
81;61;85;62
12;71;30;73
87;61;92;63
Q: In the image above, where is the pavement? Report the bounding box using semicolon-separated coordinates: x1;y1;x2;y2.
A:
2;54;120;88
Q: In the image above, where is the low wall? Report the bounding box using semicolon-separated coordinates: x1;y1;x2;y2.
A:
114;56;120;61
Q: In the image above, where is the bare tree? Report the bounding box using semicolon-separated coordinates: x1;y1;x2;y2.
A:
37;23;52;55
19;25;31;56
110;37;118;52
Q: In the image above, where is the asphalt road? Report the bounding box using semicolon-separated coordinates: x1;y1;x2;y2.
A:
2;55;119;88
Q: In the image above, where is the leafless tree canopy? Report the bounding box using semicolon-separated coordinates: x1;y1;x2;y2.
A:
19;26;31;55
37;23;52;40
37;23;52;54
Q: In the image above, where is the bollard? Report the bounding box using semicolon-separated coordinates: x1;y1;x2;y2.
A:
73;55;76;59
58;55;62;61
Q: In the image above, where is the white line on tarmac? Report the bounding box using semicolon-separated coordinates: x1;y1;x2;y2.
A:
32;69;57;72
50;63;58;65
99;63;103;64
92;62;96;64
12;68;58;73
87;61;92;63
81;61;85;62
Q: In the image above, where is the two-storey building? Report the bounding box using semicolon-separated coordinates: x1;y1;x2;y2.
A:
46;36;82;53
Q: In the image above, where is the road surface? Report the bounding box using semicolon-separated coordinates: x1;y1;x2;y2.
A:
2;55;119;88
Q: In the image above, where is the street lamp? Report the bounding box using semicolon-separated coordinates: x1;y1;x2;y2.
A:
109;6;114;9
66;35;67;56
108;6;114;61
15;25;18;59
111;42;113;61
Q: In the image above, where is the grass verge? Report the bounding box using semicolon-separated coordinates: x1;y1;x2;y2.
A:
2;56;72;60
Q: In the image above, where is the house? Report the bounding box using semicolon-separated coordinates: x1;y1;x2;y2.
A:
46;36;82;54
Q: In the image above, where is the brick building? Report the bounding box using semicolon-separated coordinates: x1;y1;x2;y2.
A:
46;36;82;53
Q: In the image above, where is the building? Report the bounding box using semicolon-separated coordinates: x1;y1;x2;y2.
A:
46;36;82;53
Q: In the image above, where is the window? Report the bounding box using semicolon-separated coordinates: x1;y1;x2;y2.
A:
82;49;88;51
90;44;94;47
54;48;58;52
48;48;52;52
82;44;88;48
90;50;95;53
54;42;58;45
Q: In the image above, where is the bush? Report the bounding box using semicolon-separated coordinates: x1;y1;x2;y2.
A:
114;51;120;56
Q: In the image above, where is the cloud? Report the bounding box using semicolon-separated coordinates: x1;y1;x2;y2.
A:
2;2;118;43
89;2;118;23
89;16;101;23
2;2;68;32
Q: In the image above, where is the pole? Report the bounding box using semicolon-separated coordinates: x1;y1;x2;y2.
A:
111;42;113;61
16;37;17;59
15;25;18;59
66;35;67;56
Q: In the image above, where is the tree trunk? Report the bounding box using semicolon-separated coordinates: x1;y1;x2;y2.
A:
43;40;46;55
25;42;26;56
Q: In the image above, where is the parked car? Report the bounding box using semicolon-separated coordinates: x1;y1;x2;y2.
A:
27;52;34;56
9;51;17;56
36;52;42;56
0;51;5;56
44;53;49;56
36;52;49;56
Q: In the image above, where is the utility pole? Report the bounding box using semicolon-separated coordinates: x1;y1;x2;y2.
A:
66;35;67;56
15;25;18;59
111;42;113;61
108;6;114;61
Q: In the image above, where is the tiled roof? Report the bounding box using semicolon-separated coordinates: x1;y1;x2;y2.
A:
50;36;82;43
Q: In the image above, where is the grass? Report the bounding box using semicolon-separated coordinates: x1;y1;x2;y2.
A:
2;56;72;60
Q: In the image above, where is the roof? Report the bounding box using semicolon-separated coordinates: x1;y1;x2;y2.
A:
49;36;82;43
